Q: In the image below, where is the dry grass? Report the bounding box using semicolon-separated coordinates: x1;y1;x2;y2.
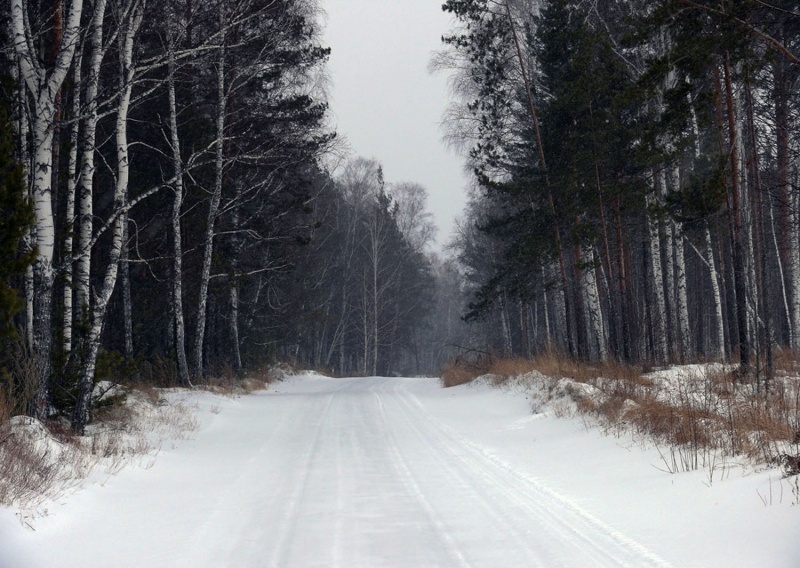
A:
441;362;482;388
0;387;11;429
198;370;273;398
0;417;93;512
772;348;800;376
440;353;494;388
0;381;205;512
443;353;800;481
0;354;287;514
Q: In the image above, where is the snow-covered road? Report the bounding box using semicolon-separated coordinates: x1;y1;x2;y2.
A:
2;375;799;567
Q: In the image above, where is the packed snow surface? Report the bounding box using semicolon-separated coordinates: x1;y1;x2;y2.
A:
1;375;798;567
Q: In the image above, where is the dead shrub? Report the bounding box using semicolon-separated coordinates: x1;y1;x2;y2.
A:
772;348;800;376
469;349;800;475
248;364;286;384
440;361;481;388
0;386;11;426
137;356;179;387
0;433;60;506
199;371;269;397
524;350;645;385
529;350;593;381
129;382;161;406
709;369;737;397
597;394;626;423
440;351;494;388
488;358;540;379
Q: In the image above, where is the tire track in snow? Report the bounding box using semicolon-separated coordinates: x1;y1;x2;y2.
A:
377;381;557;567
371;385;473;568
181;393;299;567
267;385;344;568
392;380;673;568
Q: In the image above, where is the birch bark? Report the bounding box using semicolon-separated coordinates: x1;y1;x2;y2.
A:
167;15;191;387
581;246;606;361
705;227;726;361
10;0;85;418
73;0;144;433
62;54;81;354
648;175;668;364
193;6;227;380
75;0;109;317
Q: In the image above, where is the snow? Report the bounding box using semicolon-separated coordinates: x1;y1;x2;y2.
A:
1;375;798;567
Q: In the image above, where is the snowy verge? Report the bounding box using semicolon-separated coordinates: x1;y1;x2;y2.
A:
456;363;800;482
421;374;800;567
0;374;798;567
0;375;285;527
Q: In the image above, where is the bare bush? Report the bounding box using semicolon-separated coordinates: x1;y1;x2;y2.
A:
0;383;203;512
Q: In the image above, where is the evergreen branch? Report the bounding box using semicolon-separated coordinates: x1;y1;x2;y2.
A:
676;0;800;64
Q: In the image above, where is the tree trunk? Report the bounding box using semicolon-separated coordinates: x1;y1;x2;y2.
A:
73;0;143;434
705;226;726;361
194;7;227;380
672;220;690;362
582;246;607;361
167;24;191;387
648;175;668;364
773;56;796;350
230;282;242;372
63;55;81;355
121;222;133;359
75;0;108;320
722;54;750;377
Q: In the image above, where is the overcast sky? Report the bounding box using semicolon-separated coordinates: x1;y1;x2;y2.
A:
322;0;468;247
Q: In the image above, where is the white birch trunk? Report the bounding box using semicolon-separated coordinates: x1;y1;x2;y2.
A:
372;237;379;376
658;171;676;359
73;0;143;433
75;0;109;317
668;167;691;362
705;227;727;361
668;164;690;362
362;273;370;375
121;221;133;358
62;54;81;355
648;183;668;364
194;9;227;379
167;21;191;387
16;77;34;351
542;264;551;349
672;223;690;362
581;246;607;361
230;283;242;372
10;0;85;418
737;94;758;349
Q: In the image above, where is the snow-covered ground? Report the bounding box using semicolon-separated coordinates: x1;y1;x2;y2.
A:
1;375;798;567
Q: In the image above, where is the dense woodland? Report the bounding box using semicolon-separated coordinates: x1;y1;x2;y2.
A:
0;0;464;433
1;0;799;433
438;0;800;381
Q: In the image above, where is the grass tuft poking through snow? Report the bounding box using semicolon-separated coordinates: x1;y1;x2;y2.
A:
0;372;278;516
442;352;800;494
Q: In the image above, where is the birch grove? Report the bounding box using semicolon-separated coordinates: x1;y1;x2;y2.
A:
2;0;341;429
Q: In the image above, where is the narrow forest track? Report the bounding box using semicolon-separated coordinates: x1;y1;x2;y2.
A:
0;377;673;568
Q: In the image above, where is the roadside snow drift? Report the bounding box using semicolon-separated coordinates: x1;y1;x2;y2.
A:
1;375;798;567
